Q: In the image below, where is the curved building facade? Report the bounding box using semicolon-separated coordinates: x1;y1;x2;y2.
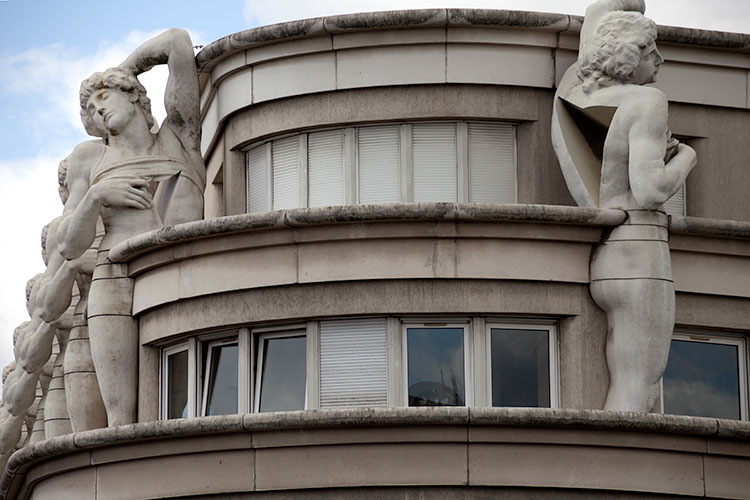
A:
2;8;750;500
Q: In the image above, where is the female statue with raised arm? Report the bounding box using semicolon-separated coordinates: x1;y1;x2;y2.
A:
551;0;697;412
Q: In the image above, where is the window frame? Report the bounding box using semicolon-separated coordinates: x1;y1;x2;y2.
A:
401;320;473;407
484;321;559;409
200;337;240;417
253;329;309;413
661;330;748;420
160;342;194;420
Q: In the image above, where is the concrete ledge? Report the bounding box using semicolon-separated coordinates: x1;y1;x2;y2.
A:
670;214;750;239
109;203;626;263
196;9;750;71
3;407;750;499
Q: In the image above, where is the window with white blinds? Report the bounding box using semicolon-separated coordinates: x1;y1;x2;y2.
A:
469;123;516;203
309;130;345;207
412;123;457;203
319;318;388;408
664;184;685;216
246;121;517;213
358;125;400;204
272;136;299;210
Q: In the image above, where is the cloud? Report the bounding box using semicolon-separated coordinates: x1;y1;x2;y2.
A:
0;154;63;370
241;0;748;34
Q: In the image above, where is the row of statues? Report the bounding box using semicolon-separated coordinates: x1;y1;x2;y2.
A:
0;0;696;474
0;29;206;470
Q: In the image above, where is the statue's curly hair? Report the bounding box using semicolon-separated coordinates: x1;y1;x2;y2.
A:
577;11;658;93
57;156;69;204
25;274;43;303
79;67;155;138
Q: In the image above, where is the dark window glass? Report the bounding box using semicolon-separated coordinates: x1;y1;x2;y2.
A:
663;339;741;420
258;335;306;412
167;350;188;419
491;328;550;407
204;343;238;416
407;328;465;406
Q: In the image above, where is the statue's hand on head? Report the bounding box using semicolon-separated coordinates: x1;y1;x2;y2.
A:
90;177;153;209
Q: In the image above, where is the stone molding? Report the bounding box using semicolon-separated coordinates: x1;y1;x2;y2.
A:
2;407;750;499
195;9;750;71
109;203;627;263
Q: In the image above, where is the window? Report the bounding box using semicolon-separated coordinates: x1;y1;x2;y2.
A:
161;343;192;420
664;183;686;216
662;332;747;420
255;332;307;412
319;318;388;408
245;121;516;212
404;323;468;407
488;324;557;408
160;316;557;418
201;338;239;416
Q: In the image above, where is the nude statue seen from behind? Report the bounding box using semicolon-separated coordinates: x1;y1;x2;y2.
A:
551;0;697;412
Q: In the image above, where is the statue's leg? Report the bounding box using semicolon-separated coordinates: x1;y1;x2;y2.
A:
44;341;72;438
64;315;107;431
88;263;138;426
593;278;674;412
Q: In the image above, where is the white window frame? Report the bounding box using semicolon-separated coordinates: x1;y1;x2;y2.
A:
401;320;473;407
254;329;309;413
661;330;748;420
485;321;559;409
160;342;195;420
200;337;240;417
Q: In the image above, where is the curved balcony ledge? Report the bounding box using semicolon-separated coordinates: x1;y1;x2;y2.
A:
196;9;750;71
109;203;626;263
3;408;749;499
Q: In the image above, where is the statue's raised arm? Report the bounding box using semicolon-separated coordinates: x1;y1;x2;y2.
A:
118;28;201;155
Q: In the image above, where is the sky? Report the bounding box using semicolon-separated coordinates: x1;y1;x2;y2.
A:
0;0;748;369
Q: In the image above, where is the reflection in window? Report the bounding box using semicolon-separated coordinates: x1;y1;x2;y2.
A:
407;327;465;406
167;349;189;419
202;342;239;416
491;328;550;407
663;337;744;420
257;334;307;412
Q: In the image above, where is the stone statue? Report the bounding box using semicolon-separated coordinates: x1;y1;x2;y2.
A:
58;155;108;433
551;0;696;411
57;29;205;426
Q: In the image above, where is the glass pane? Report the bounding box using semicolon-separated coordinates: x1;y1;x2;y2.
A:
663;339;741;419
167;350;188;419
407;328;465;406
491;328;550;407
247;146;267;213
204;343;238;416
259;336;306;412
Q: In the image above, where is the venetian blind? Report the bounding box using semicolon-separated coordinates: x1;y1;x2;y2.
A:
412;123;457;202
246;146;267;213
319;318;388;408
272;136;299;210
664;184;685;216
358;125;400;204
468;123;516;203
308;129;344;207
